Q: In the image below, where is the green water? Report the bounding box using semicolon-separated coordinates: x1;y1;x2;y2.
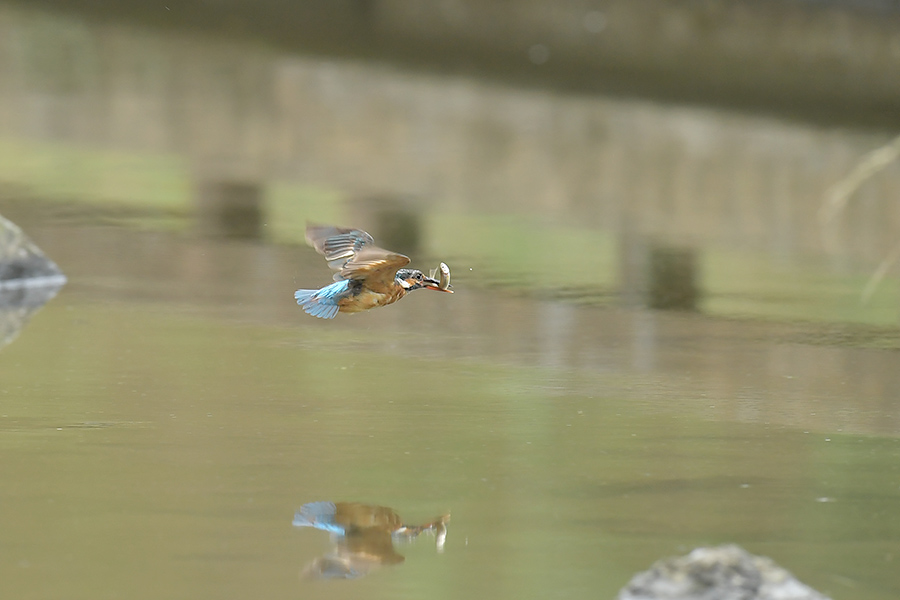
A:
1;219;899;599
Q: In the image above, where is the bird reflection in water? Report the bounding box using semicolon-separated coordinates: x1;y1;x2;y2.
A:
293;501;449;579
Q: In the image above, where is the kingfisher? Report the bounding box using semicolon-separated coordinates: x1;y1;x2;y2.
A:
295;224;453;319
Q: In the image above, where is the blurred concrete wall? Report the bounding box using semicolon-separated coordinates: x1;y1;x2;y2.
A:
17;0;900;127
1;2;898;265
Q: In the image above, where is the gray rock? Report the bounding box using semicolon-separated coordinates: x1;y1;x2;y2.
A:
0;214;66;286
0;214;66;348
618;545;830;600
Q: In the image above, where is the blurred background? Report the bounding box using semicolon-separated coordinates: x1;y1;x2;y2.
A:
1;1;899;599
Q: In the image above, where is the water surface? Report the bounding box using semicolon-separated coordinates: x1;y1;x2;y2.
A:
1;213;898;600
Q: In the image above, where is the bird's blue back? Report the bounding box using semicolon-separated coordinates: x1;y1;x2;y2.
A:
294;280;352;319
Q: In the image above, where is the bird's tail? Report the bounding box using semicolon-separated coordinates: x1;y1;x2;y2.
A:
294;280;349;319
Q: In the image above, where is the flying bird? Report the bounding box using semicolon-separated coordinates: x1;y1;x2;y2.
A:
295;224;452;319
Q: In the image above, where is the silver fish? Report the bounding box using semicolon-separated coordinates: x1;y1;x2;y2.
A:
430;262;452;292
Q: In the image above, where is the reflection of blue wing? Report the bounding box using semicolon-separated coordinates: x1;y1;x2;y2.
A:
293;502;346;534
306;556;365;579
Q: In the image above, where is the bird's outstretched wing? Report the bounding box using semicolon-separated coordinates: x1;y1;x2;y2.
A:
306;224;410;287
306;225;374;271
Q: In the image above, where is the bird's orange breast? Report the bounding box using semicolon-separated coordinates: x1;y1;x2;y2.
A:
338;286;406;313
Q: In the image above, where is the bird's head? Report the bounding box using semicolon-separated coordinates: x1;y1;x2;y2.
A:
396;269;453;293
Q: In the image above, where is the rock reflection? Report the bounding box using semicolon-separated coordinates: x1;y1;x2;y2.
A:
293;501;449;580
0;215;66;349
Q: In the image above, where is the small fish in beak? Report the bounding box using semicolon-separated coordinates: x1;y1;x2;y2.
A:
428;262;453;292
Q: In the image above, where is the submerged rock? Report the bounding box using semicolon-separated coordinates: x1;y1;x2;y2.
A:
618;545;830;600
0;214;66;348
